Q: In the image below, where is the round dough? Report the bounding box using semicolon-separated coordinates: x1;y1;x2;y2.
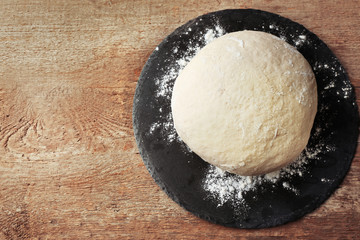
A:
171;30;317;176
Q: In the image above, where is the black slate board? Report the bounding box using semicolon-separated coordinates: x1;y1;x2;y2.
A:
132;9;359;228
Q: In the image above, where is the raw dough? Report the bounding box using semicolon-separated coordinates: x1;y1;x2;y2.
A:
171;30;317;176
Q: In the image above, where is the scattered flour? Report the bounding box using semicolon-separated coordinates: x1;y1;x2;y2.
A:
149;122;161;134
148;23;226;143
294;35;307;46
321;178;333;183
203;142;334;207
204;25;225;44
314;61;352;99
268;24;309;49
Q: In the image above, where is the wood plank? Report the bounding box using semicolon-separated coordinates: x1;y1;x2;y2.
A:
0;0;359;239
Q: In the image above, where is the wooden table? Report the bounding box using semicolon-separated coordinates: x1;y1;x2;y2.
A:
0;0;359;239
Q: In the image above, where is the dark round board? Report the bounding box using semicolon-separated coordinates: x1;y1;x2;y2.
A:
132;9;359;228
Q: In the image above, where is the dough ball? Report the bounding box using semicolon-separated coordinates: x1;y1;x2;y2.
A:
171;30;317;176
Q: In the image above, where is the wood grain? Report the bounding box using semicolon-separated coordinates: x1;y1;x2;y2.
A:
0;0;359;239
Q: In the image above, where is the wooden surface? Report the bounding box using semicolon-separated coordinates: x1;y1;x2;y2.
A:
0;0;359;239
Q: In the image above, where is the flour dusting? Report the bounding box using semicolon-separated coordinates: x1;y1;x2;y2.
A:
148;23;226;143
203;141;335;207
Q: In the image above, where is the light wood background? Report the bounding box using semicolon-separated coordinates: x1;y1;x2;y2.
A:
0;0;359;239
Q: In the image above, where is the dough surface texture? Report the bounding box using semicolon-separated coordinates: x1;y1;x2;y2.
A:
171;30;317;176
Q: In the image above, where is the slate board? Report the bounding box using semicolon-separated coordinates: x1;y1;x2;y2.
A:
132;9;359;228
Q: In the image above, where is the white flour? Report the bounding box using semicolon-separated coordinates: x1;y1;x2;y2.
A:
203;141;334;207
149;23;226;143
